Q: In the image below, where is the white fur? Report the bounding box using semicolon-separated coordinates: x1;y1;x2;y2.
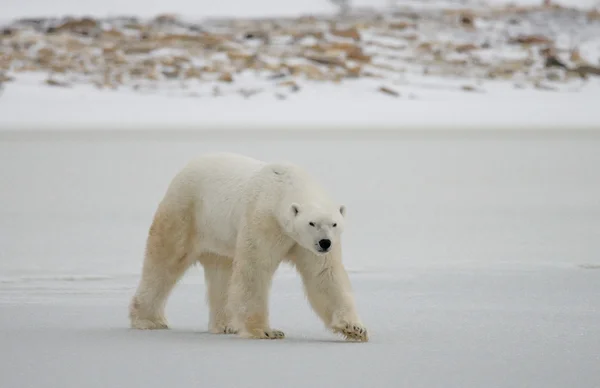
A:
129;152;368;341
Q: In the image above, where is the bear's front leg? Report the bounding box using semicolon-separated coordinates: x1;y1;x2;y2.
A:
291;244;368;342
227;241;285;340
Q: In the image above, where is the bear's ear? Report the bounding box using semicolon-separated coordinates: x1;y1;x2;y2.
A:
290;203;301;217
339;205;346;217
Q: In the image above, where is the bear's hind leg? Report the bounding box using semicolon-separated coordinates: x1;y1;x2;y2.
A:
129;206;195;330
200;254;237;334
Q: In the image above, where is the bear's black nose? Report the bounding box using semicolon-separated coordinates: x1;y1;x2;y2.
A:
318;239;331;251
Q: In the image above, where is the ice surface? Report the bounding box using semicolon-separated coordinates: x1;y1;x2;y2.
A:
1;129;599;388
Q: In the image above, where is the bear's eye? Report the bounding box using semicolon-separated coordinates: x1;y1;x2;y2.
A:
309;222;315;227
332;223;337;227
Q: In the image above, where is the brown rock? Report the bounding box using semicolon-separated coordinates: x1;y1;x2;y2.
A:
218;72;233;82
162;69;180;79
569;48;585;65
573;65;600;77
346;47;371;63
54;18;98;35
66;38;87;52
278;80;300;92
1;28;14;37
546;71;561;81
36;47;55;66
184;67;202;79
153;13;179;24
50;64;69;73
288;64;324;80
402;33;419;41
454;43;478;53
378;86;400;97
345;65;362;78
330;27;361;41
0;73;14;83
45;78;70;87
510;35;552;45
123;42;157;54
388;21;415;30
101;29;124;40
305;54;346;67
544;55;567;69
416;42;433;52
227;51;255;62
587;9;600;21
366;41;407;51
362;70;383;79
459;12;475;28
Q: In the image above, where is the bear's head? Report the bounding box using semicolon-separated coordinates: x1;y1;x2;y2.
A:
285;202;346;256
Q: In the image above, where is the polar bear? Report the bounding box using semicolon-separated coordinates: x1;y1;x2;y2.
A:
129;152;368;342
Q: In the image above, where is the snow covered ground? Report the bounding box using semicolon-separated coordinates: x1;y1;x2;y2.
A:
1;129;599;388
2;74;600;131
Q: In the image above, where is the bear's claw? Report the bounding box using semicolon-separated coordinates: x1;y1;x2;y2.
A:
241;328;285;339
332;322;369;342
210;325;238;335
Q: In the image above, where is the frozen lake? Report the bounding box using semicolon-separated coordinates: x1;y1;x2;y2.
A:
1;128;599;388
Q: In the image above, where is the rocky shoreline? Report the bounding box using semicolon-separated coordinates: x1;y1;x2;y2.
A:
1;2;600;99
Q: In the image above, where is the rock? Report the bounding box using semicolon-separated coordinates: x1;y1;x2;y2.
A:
305;54;346;67
162;69;180;79
153;14;180;24
330;27;361;41
587;9;600;21
239;88;262;98
45;78;70;87
278;80;300;92
184;67;202;79
288;64;324;80
36;47;55;66
533;80;556;91
416;42;433;52
546;71;561;81
454;43;478;53
101;29;124;40
291;30;325;42
461;85;477;92
1;28;14;37
123;42;157;54
569;48;586;66
227;51;255;63
345;65;362;78
388;21;415;30
510;35;552;45
0;73;15;83
544;55;567;69
218;72;233;82
346;47;371;63
378;86;400;97
53;18;98;36
573;65;600;77
459;12;475;28
66;38;87;52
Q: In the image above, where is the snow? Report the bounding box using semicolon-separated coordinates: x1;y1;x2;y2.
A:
1;74;600;131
